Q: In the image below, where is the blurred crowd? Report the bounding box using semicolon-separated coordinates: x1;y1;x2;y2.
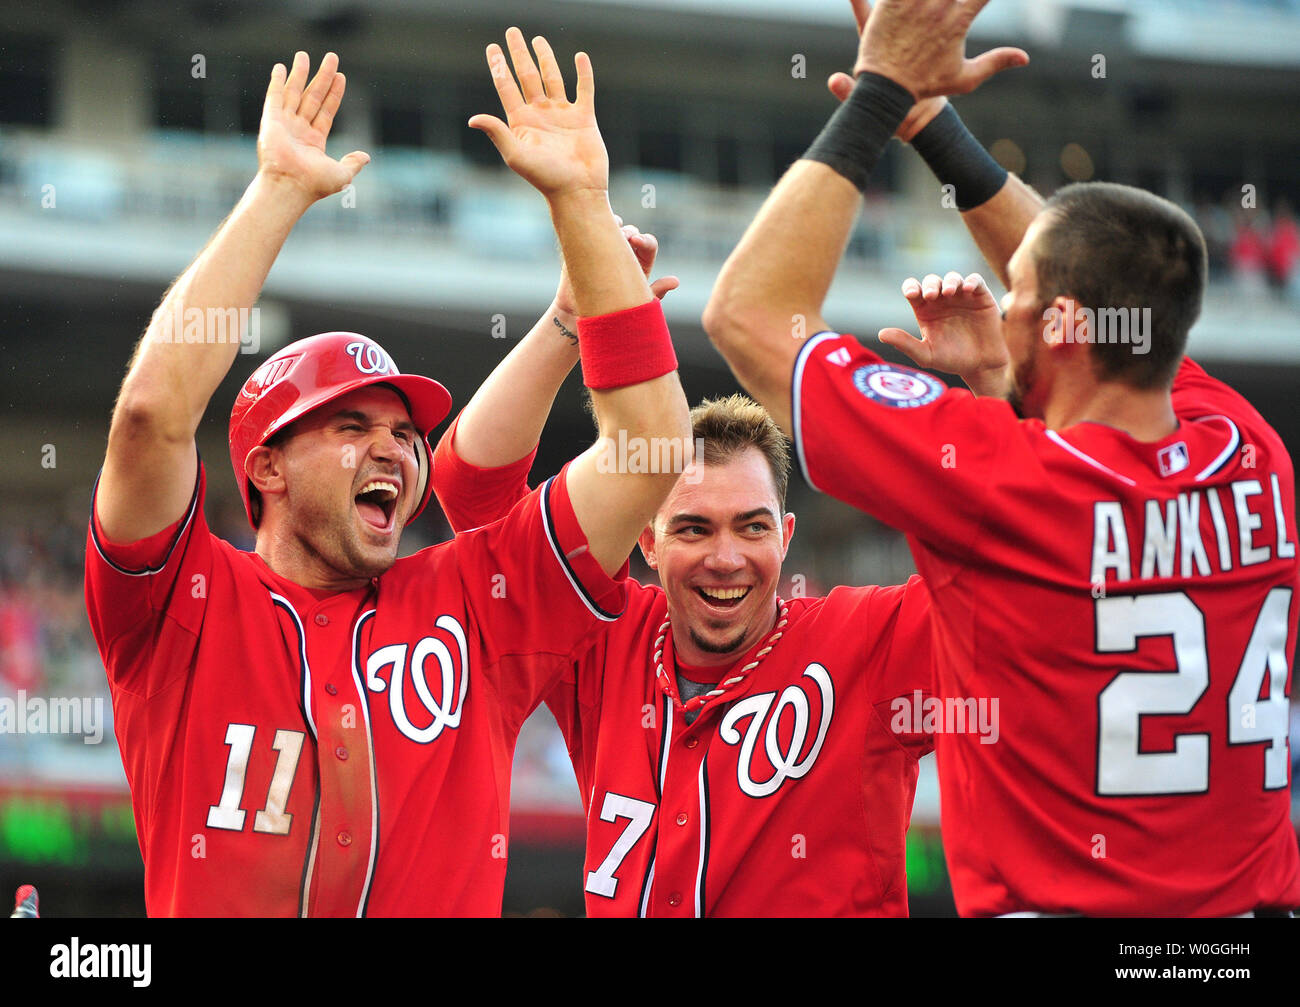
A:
0;521;98;707
1199;198;1300;301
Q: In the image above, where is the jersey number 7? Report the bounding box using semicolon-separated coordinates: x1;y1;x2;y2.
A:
584;792;655;899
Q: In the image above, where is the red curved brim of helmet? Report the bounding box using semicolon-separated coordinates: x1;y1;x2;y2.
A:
267;371;452;441
359;373;452;436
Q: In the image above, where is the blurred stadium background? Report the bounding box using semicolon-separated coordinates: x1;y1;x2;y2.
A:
0;0;1297;917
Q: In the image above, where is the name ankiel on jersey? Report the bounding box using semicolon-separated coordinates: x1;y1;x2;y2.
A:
1092;475;1296;584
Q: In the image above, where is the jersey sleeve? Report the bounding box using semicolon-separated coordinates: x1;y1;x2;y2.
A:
455;461;627;727
84;461;213;698
865;576;935;760
792;331;1015;558
824;578;935;760
432;413;537;533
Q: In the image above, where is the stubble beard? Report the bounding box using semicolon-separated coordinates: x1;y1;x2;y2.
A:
1008;332;1041;420
685;592;781;659
294;491;400;584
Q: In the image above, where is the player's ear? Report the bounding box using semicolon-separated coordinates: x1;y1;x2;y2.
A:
637;522;659;569
780;511;796;558
245;445;288;499
1043;294;1085;348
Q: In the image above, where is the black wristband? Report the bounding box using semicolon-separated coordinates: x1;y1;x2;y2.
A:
909;103;1008;211
803;72;913;192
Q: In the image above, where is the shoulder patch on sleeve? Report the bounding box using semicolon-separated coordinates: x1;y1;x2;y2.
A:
852;364;944;409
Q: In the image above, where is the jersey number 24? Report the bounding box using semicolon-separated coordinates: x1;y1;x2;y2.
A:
1095;588;1291;796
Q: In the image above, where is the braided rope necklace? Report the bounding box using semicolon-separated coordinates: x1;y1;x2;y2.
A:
652;597;790;713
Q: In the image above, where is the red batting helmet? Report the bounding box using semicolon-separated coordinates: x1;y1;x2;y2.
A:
229;331;452;529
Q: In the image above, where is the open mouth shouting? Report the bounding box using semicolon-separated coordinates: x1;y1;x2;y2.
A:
355;477;401;534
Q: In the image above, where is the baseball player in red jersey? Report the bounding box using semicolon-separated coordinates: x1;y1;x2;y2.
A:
84;33;691;916
430;219;935;917
704;0;1300;916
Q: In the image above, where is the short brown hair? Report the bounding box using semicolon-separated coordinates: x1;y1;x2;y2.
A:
1033;182;1207;389
690;394;791;509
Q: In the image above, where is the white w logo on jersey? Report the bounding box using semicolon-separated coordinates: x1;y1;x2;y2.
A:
718;663;834;798
365;615;468;744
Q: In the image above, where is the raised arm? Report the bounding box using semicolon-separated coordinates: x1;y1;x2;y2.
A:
450;224;676;470
829;69;1043;289
435;225;675;534
97;52;368;543
704;0;1026;433
470;29;690;576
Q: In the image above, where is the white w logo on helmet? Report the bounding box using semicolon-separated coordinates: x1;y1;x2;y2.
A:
346;340;395;375
719;663;834;798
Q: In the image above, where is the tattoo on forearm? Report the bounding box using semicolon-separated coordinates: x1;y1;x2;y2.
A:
552;315;578;346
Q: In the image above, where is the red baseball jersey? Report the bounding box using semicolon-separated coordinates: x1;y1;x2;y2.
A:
84;460;624;917
793;332;1300;917
433;422;935;916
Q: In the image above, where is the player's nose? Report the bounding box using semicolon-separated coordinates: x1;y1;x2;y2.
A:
702;531;745;572
367;424;405;461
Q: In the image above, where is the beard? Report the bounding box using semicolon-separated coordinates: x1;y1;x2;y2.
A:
288;485;402;583
687;624;750;656
1008;332;1041;420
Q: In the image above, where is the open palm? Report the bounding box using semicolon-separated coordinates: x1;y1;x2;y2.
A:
854;0;1028;99
470;28;609;197
880;271;1008;379
257;51;369;201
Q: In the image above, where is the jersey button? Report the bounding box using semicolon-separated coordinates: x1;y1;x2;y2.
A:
314;613;329;626
667;893;682;907
324;683;338;696
335;746;348;761
684;736;698;749
675;812;688;826
337;831;352;847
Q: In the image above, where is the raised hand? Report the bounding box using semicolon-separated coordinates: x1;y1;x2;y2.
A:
826;1;949;141
852;0;1029;100
879;271;1010;396
257;51;370;200
469;28;608;199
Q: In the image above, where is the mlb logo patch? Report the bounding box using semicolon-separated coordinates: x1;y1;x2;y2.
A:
1158;442;1189;477
851;364;944;409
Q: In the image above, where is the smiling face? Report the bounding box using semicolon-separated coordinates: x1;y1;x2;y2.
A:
639;446;795;668
247;385;422;587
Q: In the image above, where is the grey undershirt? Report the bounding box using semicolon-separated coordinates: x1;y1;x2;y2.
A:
677;674;716;725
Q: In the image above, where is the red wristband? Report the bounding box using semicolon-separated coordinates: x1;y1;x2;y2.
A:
577;299;678;390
